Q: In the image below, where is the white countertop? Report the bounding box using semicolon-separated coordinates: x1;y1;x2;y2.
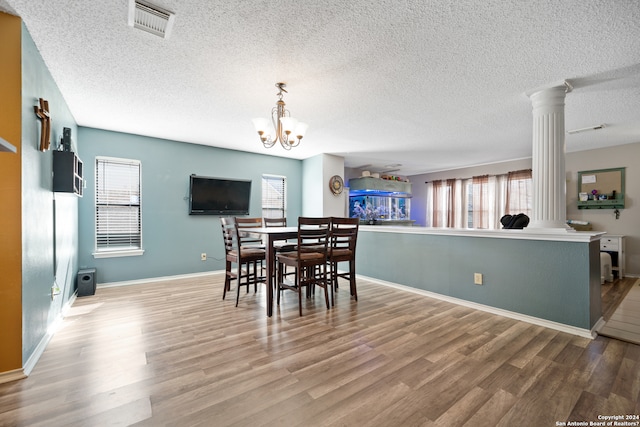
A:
359;225;604;243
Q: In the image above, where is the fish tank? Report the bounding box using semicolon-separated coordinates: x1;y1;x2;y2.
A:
349;190;412;225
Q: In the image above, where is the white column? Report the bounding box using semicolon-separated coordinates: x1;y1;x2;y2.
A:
528;85;572;231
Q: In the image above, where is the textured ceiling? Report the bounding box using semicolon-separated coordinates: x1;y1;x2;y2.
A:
2;0;640;175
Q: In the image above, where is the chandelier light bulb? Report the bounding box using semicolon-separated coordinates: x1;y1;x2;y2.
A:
295;122;308;139
252;117;269;134
279;117;298;135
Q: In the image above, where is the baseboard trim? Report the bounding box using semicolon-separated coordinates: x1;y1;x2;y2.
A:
592;316;607;335
0;368;27;385
98;270;225;289
358;274;597;339
22;292;77;377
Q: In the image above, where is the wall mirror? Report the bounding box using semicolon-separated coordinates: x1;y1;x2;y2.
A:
577;167;625;209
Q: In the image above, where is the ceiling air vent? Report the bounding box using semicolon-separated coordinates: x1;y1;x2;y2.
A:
128;0;175;39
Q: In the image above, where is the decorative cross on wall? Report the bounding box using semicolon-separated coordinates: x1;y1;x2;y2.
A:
34;98;51;151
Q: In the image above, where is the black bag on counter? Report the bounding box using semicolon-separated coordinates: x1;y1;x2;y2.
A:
500;213;529;229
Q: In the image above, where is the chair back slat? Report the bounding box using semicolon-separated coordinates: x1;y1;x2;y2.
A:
264;217;287;227
330;217;359;252
297;217;331;258
220;217;238;253
234;217;264;247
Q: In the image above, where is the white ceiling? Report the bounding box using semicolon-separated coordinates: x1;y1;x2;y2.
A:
2;0;640;176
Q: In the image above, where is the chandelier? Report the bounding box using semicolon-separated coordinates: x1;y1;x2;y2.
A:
252;82;308;150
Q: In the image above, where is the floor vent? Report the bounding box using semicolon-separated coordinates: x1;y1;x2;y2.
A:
128;0;175;39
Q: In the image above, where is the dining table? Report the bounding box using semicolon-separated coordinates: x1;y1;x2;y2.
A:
242;226;298;317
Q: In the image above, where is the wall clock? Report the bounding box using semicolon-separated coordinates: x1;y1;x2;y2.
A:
329;175;344;195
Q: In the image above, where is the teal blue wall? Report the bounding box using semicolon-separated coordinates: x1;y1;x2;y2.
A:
302;154;323;216
21;23;79;363
77;128;303;283
356;230;602;330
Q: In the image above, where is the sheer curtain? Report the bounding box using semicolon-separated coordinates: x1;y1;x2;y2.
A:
505;169;533;216
452;179;466;228
425;181;434;227
445;178;457;228
428;181;439;227
494;174;508;228
431;180;446;227
469;174;507;229
472;175;489;229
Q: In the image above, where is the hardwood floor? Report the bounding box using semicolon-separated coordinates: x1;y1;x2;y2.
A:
1;275;639;426
601;276;636;320
600;279;640;345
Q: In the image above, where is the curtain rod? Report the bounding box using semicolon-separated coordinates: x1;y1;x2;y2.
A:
424;169;531;184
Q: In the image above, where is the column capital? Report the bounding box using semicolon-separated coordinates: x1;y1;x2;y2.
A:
529;85;567;110
526;80;572;97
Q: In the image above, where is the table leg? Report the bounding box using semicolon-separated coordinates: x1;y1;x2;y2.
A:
266;235;275;317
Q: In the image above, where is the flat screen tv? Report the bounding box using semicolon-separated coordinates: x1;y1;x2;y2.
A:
189;175;252;215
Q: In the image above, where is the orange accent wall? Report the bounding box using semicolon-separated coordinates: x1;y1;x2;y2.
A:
0;12;23;373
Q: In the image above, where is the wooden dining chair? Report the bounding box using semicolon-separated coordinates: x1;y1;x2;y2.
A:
220;217;266;307
234;217;265;249
276;217;331;316
264;217;296;252
264;217;296;281
328;216;359;304
263;217;287;227
235;216;266;277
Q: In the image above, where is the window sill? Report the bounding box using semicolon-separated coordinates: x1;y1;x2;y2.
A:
93;249;145;259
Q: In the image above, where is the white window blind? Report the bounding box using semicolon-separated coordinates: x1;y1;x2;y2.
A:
262;175;286;218
95;157;142;253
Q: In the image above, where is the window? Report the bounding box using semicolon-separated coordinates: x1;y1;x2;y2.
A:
94;157;143;258
505;169;533;217
428;169;532;229
262;175;286;218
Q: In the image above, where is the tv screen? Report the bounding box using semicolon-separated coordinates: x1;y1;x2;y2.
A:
189;175;252;215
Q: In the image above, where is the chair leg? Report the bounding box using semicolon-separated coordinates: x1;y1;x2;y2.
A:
223;260;231;300
297;268;303;316
322;265;330;309
252;260;258;293
235;277;241;307
276;261;283;306
350;260;357;301
329;267;335;307
235;262;243;307
330;261;337;305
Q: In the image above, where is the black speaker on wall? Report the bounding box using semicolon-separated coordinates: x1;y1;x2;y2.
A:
77;268;96;297
62;127;71;152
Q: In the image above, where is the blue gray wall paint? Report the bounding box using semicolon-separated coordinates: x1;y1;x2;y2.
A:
355;230;602;330
21;23;79;362
302;154;323;216
77;127;303;284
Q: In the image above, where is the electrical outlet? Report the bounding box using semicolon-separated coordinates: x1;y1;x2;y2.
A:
201;253;207;261
51;283;61;300
474;273;483;285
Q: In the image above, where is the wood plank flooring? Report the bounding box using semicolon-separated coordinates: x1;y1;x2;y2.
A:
1;275;639;426
600;279;640;345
